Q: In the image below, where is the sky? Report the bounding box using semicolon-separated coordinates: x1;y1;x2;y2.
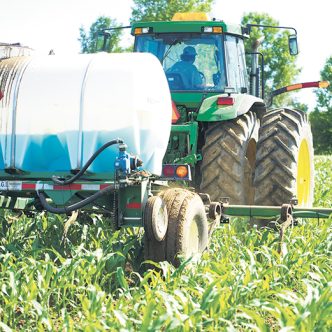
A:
1;0;331;110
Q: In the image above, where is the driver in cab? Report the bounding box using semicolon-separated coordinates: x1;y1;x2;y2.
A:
167;46;203;90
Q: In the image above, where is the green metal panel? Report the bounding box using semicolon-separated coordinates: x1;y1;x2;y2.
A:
171;92;219;109
171;93;265;123
164;123;200;165
45;190;78;205
197;94;237;121
0;192;331;221
223;205;332;219
132;20;239;34
197;93;265;122
0;179;151;225
118;179;149;227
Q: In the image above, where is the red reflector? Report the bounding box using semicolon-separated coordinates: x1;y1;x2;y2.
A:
22;183;36;190
172;101;180;123
163;165;175;177
54;184;81;191
302;82;319;88
0;90;3;101
217;97;234;105
126;202;141;209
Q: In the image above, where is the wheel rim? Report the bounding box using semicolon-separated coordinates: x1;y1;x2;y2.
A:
297;139;311;206
154;206;168;239
185;217;199;257
144;196;168;242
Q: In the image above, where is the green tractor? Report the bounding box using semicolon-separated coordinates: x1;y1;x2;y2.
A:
0;14;329;267
130;12;322;214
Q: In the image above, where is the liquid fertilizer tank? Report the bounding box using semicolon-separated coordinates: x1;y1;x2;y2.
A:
0;53;172;180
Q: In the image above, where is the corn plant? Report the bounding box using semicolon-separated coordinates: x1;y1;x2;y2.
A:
0;156;331;331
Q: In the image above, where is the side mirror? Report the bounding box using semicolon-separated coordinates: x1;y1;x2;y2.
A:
289;34;299;55
96;31;111;52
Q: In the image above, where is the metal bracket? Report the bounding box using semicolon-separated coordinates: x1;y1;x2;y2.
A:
290;198;298;206
220;197;230;204
198;192;211;205
278;203;294;254
219;198;230;224
174;153;202;165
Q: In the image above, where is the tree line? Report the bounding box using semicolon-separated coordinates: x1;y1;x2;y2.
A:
79;0;331;155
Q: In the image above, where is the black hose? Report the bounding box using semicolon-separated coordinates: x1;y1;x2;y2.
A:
75;192;112;214
37;185;112;214
52;138;124;185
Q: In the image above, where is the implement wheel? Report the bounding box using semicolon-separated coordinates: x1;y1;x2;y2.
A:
144;196;168;242
200;111;259;203
144;188;208;267
253;108;314;226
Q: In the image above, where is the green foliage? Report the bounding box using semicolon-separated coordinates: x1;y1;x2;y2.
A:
79;16;123;53
131;0;214;22
242;12;301;107
291;100;309;113
309;56;332;154
313;156;332;207
0;157;331;330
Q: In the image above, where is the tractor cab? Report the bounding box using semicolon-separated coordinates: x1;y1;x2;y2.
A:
132;13;249;107
131;13;253;166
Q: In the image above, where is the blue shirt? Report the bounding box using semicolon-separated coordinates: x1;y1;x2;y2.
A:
167;61;202;90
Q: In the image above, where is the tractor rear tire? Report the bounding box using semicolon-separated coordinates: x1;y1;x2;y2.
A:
253;108;314;226
144;188;208;267
200;111;259;204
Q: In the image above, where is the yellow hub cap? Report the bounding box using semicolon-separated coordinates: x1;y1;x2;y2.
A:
297;139;311;206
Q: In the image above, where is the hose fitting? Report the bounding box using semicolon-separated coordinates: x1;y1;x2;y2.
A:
114;143;142;179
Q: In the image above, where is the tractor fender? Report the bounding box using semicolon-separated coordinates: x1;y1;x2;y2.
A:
196;93;265;122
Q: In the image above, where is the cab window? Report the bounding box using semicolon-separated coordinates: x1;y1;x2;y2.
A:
135;34;226;92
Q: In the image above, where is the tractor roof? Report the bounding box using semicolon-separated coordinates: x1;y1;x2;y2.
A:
131;12;244;37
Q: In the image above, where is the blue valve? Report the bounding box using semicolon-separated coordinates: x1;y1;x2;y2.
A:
114;143;142;178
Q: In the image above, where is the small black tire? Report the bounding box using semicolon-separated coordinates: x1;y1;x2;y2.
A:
162;188;208;267
144;188;209;267
144;190;179;264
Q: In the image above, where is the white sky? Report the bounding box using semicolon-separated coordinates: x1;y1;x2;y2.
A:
1;0;331;110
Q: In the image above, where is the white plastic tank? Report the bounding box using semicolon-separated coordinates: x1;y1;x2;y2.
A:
0;53;172;179
0;43;33;59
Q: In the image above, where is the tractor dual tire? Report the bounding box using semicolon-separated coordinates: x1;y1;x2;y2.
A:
253;108;314;226
144;188;208;267
200;111;259;204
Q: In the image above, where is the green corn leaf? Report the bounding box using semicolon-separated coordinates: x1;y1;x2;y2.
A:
0;322;13;332
116;267;129;291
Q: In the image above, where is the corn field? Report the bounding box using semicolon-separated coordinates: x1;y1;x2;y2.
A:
0;156;331;331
